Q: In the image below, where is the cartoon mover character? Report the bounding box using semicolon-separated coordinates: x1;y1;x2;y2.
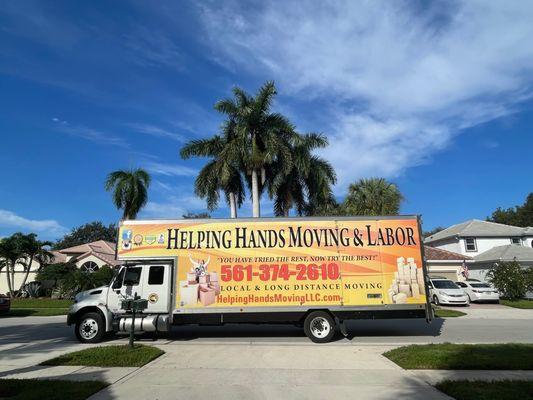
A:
179;254;220;307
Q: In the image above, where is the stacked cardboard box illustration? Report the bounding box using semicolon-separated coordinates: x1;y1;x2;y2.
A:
180;271;220;307
388;257;425;304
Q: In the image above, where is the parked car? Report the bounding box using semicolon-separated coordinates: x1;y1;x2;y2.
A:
455;281;500;303
0;294;11;314
428;278;469;306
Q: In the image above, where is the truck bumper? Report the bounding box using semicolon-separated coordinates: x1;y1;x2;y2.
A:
67;312;75;326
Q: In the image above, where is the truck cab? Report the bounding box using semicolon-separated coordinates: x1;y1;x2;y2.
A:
67;263;172;343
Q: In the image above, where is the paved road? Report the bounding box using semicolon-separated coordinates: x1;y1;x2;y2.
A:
1;306;532;399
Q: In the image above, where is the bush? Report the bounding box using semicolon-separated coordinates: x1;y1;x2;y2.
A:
487;261;531;300
20;281;42;298
62;265;115;294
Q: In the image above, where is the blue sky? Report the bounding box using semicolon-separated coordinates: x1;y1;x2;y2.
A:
1;0;533;240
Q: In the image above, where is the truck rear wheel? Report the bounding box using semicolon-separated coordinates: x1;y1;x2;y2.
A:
304;311;336;343
75;312;105;343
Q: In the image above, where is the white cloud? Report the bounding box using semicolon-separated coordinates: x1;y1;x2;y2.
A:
127;123;186;142
198;0;533;190
0;209;68;236
52;118;130;148
144;161;197;177
142;193;207;218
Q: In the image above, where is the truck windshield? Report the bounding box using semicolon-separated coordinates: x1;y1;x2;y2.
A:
432;280;459;289
112;267;125;289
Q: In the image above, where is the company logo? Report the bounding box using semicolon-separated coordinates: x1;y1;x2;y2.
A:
148;293;159;303
145;235;156;245
133;234;143;246
122;229;132;250
157;233;165;244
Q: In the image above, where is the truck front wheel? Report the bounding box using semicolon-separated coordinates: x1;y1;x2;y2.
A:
304;311;336;343
75;312;105;343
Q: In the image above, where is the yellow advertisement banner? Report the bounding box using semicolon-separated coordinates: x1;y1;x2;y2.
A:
117;218;427;309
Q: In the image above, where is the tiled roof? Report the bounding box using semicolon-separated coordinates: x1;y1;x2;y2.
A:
425;219;532;243
53;240;119;266
424;245;472;261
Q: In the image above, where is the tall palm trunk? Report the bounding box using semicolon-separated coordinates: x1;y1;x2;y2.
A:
6;261;14;297
229;192;237;218
251;169;260;217
19;255;34;292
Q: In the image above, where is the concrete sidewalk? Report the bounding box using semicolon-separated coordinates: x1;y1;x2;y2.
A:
88;344;451;400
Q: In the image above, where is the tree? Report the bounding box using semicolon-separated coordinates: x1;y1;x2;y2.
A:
487;261;531;300
181;125;245;218
105;169;151;219
182;212;211;219
487;193;533;227
269;133;336;216
342;178;403;216
18;233;53;290
214;81;295;217
54;222;117;250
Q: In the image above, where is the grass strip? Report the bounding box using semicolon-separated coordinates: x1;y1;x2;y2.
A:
434;308;466;318
0;378;107;400
11;299;73;309
436;379;533;400
1;308;69;317
501;299;533;309
41;344;164;368
383;343;533;370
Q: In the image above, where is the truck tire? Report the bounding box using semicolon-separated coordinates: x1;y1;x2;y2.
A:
304;311;336;343
75;312;105;343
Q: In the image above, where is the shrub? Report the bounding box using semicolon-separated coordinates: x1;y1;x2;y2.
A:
62;265;115;294
487;261;529;300
20;281;42;298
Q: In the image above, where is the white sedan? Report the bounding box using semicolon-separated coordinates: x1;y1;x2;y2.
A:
429;278;470;306
455;281;500;303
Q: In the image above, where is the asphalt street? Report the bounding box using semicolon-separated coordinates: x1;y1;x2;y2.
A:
1;305;532;400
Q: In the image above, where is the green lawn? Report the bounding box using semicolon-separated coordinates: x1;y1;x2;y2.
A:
2;308;69;317
0;298;72;318
41;344;164;368
501;298;533;309
0;379;107;400
434;307;466;318
383;343;533;370
436;380;533;400
11;298;73;308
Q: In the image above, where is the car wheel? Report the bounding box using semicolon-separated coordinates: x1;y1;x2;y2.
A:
433;295;440;306
304;311;336;343
75;312;105;343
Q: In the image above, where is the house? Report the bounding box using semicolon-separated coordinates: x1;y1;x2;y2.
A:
424;246;472;281
425;219;533;294
0;240;120;295
424;219;533;256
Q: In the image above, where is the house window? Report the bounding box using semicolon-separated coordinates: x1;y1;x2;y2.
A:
511;237;521;246
80;261;99;273
148;266;165;285
465;237;477;252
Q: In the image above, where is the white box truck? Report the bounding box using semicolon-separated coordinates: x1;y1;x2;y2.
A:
67;216;432;343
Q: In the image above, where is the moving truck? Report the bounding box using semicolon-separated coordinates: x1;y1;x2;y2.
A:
68;216;432;343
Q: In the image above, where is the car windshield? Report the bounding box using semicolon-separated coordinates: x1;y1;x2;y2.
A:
432;280;459;289
470;283;491;288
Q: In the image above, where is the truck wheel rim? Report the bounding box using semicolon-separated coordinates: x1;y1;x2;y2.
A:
310;317;330;338
80;318;98;340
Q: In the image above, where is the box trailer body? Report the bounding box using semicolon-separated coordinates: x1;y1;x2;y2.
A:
68;216;432;343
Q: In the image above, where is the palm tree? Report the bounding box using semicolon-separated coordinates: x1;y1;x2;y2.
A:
269;133;337;216
181;121;245;218
18;234;53;290
0;233;25;297
215;81;295;217
105;169;151;219
343;178;403;216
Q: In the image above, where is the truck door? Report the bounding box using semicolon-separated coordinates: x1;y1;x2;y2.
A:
107;266;144;314
141;264;171;313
